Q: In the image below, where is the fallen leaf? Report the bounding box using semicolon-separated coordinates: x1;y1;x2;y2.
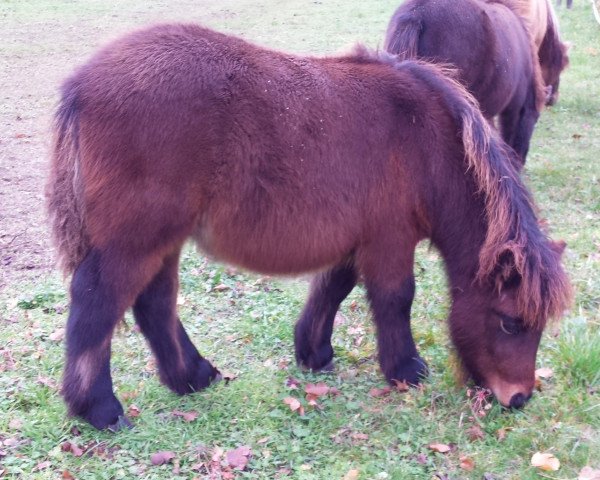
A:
283;397;304;415
8;418;23;430
351;433;369;441
369;386;392;398
225;445;251;470
61;442;83;457
172;410;199;422
151;451;176;466
37;376;58;389
49;328;65;342
466;424;485;441
34;461;51;471
305;382;330;397
496;428;508;441
127;404;141;418
343;468;360;480
285;377;301;390
62;471;75;480
535;367;554;379
531;452;560;471
392;380;410;392
121;391;138;401
428;443;451;454
579;466;600;480
460;455;475;471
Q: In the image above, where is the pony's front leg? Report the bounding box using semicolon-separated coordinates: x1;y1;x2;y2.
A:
366;275;428;385
294;261;357;371
63;249;146;430
133;251;220;394
500;90;540;166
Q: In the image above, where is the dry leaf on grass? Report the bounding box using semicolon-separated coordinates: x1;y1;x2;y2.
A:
33;461;51;471
535;367;554;379
369;386;392;398
466;425;485;441
225;445;252;470
460;455;475;471
283;397;304;416
428;443;451;454
172;410;199;422
531;452;560;471
61;442;83;457
127;404;141;418
151;451;176;466
305;382;330;397
285;377;301;390
49;328;65;342
8;418;23;430
392;380;410;392
343;468;360;480
579;466;600;480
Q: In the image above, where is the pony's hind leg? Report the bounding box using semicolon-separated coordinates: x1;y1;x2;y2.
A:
295;261;357;371
132;250;220;394
63;248;163;430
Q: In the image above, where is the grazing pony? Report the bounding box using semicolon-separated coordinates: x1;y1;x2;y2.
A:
384;0;547;165
47;24;571;430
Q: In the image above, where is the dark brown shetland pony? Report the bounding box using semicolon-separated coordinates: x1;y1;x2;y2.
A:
384;0;547;165
47;24;571;430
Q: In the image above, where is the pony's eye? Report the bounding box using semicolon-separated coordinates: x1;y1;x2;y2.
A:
500;317;523;335
493;310;524;335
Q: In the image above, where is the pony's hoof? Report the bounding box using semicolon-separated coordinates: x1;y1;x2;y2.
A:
387;356;429;386
107;415;133;432
298;358;335;373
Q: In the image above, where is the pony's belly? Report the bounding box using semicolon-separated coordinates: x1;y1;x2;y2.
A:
193;212;355;276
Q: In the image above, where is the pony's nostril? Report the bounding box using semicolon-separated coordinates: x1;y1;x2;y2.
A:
509;392;530;409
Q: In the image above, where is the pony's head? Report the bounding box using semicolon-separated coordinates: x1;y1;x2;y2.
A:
540;5;570;106
450;239;570;407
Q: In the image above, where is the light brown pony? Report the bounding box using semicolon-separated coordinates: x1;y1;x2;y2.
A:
47;24;571;430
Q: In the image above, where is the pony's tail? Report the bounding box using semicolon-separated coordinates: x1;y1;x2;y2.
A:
400;60;572;326
46;84;89;274
383;10;422;59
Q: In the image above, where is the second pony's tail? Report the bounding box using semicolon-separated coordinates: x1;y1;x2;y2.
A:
383;9;422;59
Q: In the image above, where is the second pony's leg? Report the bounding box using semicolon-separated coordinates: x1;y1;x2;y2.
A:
294;261;357;371
500;89;540;167
133;250;220;394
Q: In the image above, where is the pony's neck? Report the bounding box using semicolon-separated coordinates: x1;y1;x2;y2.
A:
427;177;488;293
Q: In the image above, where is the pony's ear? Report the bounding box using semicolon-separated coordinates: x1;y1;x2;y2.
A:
550;240;567;256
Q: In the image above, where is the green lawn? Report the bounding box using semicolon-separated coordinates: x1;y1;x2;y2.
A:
0;1;599;479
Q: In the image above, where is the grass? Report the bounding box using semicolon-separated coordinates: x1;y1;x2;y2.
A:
1;1;599;479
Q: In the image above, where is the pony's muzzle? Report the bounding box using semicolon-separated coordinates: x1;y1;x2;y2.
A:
508;392;532;409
